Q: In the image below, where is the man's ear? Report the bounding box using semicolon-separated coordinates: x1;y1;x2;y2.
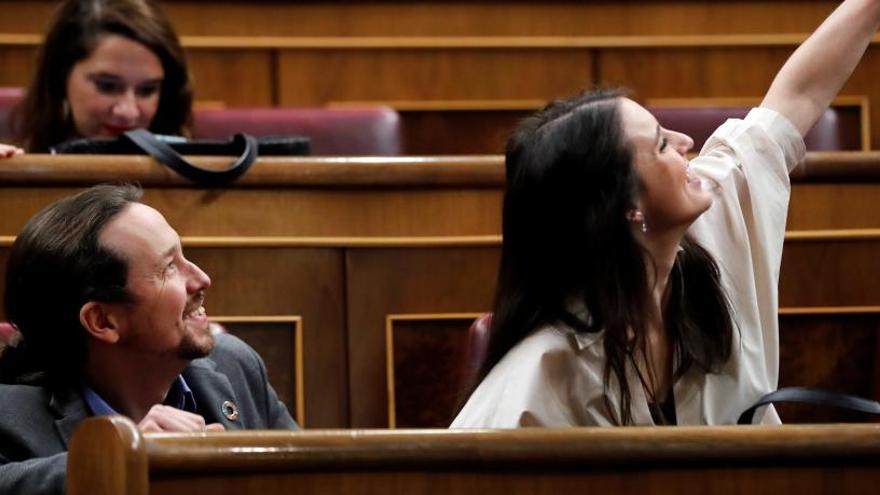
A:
79;301;122;344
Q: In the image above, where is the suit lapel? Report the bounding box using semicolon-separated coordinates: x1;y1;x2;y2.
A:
183;357;244;430
49;388;90;448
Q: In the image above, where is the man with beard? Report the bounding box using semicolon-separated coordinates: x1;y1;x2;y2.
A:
0;184;297;494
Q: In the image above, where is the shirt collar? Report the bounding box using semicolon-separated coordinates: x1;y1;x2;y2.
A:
562;297;602;350
82;375;198;416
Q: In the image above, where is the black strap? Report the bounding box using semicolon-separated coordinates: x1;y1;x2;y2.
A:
123;129;257;185
737;387;880;424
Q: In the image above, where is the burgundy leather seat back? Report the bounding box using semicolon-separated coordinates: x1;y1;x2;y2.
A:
0;87;24;142
192;106;402;156
463;313;492;384
648;106;862;151
0;322;18;345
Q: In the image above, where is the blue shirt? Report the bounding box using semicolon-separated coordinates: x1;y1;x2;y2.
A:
82;376;198;416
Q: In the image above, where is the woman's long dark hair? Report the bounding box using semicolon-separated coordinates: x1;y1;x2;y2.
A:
474;90;734;425
13;0;192;151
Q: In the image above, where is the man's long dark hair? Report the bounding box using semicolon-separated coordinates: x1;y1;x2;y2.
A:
473;90;735;424
13;0;192;151
0;184;142;387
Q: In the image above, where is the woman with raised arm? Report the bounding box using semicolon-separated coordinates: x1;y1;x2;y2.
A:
452;0;880;427
0;0;192;158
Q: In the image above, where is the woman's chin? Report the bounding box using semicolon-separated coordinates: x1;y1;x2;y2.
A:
694;194;714;216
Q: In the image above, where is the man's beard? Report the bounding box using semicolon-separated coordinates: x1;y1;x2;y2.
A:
175;328;215;360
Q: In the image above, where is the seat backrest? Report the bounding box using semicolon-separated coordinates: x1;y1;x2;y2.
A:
0;87;24;142
0;321;18;345
648;105;863;151
192;106;402;156
462;313;492;388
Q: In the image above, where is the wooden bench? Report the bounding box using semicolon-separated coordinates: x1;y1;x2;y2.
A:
67;415;880;495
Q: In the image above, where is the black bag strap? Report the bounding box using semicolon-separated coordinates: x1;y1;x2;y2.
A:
123;129;257;185
737;387;880;424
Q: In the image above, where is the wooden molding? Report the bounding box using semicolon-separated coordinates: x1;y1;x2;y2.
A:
328;99;545;111
8;33;880;50
5;230;880;248
784;229;880;242
180;236;503;248
4;153;880;186
779;306;880;316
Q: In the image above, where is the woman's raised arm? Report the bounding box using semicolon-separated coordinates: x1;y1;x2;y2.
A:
761;0;880;135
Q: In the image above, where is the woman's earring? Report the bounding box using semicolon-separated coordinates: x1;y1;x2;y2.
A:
629;209;648;233
62;99;71;123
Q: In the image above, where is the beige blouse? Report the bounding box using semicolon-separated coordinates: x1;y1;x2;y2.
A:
451;107;806;427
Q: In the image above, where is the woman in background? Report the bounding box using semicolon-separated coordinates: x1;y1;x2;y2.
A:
0;0;192;157
452;0;880;427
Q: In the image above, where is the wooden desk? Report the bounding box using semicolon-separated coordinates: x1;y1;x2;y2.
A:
67;415;880;495
1;154;880;427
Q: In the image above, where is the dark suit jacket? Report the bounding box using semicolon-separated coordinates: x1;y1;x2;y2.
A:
0;333;298;494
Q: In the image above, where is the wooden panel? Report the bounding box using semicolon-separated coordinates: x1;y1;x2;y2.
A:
148;468;880;495
833;49;880;152
0;46;37;89
0;1;847;39
0;1;56;34
346;247;499;427
789;184;880;230
185;247;346;428
400;110;530;155
185;49;275;107
599;46;880;150
116;2;843;37
778;313;880;423
0;45;275;108
779;239;880;307
386;315;478;428
215;318;304;425
598;47;789;101
0;188;503;239
278;49;591;105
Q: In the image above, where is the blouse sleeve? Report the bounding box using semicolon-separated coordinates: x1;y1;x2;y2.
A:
686;107;805;421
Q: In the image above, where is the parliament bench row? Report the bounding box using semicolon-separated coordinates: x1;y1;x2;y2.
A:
1;154;880;427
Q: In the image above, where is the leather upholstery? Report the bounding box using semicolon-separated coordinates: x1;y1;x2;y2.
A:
192;106;402;156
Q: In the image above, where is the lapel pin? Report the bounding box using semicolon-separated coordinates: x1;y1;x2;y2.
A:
222;400;239;421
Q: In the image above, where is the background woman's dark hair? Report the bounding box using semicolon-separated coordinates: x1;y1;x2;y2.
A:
13;0;193;152
0;184;142;387
468;89;735;425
